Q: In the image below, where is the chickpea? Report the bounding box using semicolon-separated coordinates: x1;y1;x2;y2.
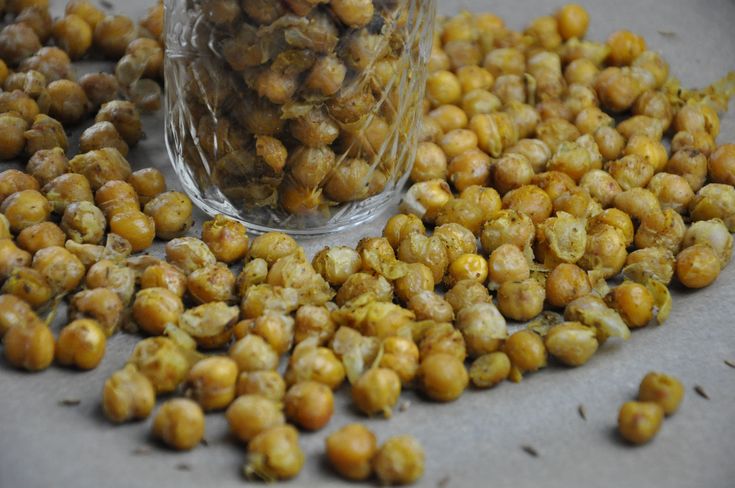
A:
52;14;92;60
579;169;622;208
102;364;156;423
31;245;85;294
674;104;719;138
241;284;300;318
503;185;554;226
400;179;453;224
397;233;448;283
469;351;511;388
372;435;425;486
671;130;716;157
26;147;68;186
411;142;448;183
143;191;193;240
3;322;54;371
229;333;279;372
79;121;128;156
426;70;462;107
131;287;184;336
0;293;42;337
457;64;494;92
455;302;507;358
95;180;139;217
676;244;720;289
78;72;119;108
163;237;215;275
480;210;534;255
294;305;335;346
304;55;346;96
127;167;166;205
1;266;52;308
141;261;187;297
0;113;28;160
108;211;155;253
594;126;625;161
16;222;65;254
606;30;646;66
709;144;735;186
624;247;675;285
544;322;598;367
325;423;377;481
245;425;304;481
0;239;32;280
504;330;547;381
416;351;468;402
185;356;238;411
349;367;401;418
84;259;135;305
603;282;653;328
634;208;686;255
1;189;51;233
445;149;491;192
0;169;39;204
428;104;468;132
69;288;123;336
15;6;53;43
496;278;545;322
285;345;345;390
69;148;132;192
56;319;106;370
19;46;73;83
65;0;104;29
93;15;137;59
446;253;488;287
237;370;286;401
187;264;235;304
690;184;735;231
435;198;486;236
129;337;190;394
152;398;205;451
96;100;142;146
179;301;240;349
284;381;334;430
638;372;685;416
226;394;285;443
58;201;106;245
682;219;733;268
546;263;591;308
618;401;663;445
45;80;89;124
614;188;663;225
0;23;41;65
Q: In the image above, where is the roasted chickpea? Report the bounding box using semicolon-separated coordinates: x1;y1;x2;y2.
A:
411;142;448;183
95;100;142;146
132;287;184;336
69;287;123;336
85;259;135;304
638;372;685;416
68;148;132;191
3;322;54;371
446;253;488;287
187;263;235;304
709;144;735;186
245;425;304;481
682;219;733;268
109;211;155;252
469;351;511;388
59;201;106;245
78;72;119;108
31;245;84;294
152;398;205;451
26;147;68;186
185;356;238;411
65;0;104;29
227;394;285;443
19;46;73;82
1;266;52;308
1;189;50;233
0;23;41;65
418;352;468;402
400;179;453;224
229;334;279;372
285;345;345;390
102;364;156;423
458;63;494;91
546;263;591;308
503;185;554;225
285;381;334;430
45;79;89;124
0;169;40;204
164;236;216;275
79;121;128;156
397;233;448;283
56;319;106;370
0;294;42;338
497;278;545;322
52;14;92;60
237;370;286;401
16;221;65;254
93;15;137;59
326;423;378;481
480;209;535;255
0;112;28;160
676;244;720;289
143;191;193;240
127;167;166;205
140;261;187;297
294;305;335;346
618;401;663;445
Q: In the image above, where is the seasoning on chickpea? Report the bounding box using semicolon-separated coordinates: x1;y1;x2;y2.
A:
285;380;334;430
152;398;205;451
373;435;425;486
244;425;304;481
102;364;156;423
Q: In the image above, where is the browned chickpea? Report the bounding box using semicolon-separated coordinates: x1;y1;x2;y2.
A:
56;319;106;370
60;201;106;245
0;169;39;204
16;221;65;254
594;126;625;161
15;6;52;42
102;364;155;423
605;282;654;328
0;113;28;160
85;259;135;304
237;370;285;401
435;198;486;236
52;14;92;60
676;244;721;289
397;233;448;283
78;72;119;108
411;141;447;183
109;211;155;252
0;293;42;338
709;144;735;186
674;104;719;138
94;179;139;217
25;147;67;186
618;401;663;445
579;169;622;208
79;121;128;156
638;372;685;416
23;114;69;157
143;191;193;241
1;265;51;307
132;287;184;336
284;381;334;430
46;80;89;124
497;278;545;321
325;423;377;481
556;4;589;40
294;305;335;346
125;168;165;206
4;321;54;371
41;173;92;215
93;15;137;59
504;329;547;381
606;30;646;66
544;321;598;367
0;239;31;281
502;185;554;225
130;336;190;394
96;100;142;146
18;46;73;83
32;245;85;294
187;264;235;304
285;345;345;390
69;148;132;191
672;130;716;157
186;356;238;411
418;353;468;402
682;219;733;268
0;23;41;66
65;0;104;29
140;261;187;297
545;263;591;308
480;209;535;255
1;189;51;233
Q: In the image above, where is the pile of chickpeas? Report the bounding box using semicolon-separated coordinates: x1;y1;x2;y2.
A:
1;1;735;485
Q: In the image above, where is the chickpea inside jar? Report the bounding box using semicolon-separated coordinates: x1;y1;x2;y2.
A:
165;0;437;233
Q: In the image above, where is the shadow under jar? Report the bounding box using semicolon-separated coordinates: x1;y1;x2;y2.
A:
165;0;436;234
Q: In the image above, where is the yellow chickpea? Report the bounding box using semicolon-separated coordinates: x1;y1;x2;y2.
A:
152;398;205;451
676;244;721;289
102;364;156;423
607;30;646;66
3;322;55;371
52;14;92;60
504;330;547;381
546;263;591;308
618;401;663;445
132;287;184;336
446;253;489;287
417;353;468;402
325;423;378;481
226;394;285;443
638;372;685;416
605;282;654;328
426;70;462;107
284;381;334;430
186;356;239;411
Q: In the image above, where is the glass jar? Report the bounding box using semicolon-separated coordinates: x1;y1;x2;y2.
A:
164;0;436;234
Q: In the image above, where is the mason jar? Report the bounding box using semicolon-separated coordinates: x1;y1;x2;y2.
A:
164;0;436;234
